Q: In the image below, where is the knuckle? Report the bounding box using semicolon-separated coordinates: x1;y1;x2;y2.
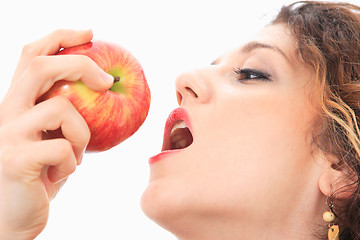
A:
57;146;77;174
77;55;96;69
68;159;77;174
27;56;47;74
20;29;68;58
42;96;74;121
21;43;37;57
46;96;89;137
68;55;96;73
79;126;91;147
57;139;74;159
51;95;73;112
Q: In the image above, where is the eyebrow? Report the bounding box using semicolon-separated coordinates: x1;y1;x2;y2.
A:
211;41;290;65
241;41;290;62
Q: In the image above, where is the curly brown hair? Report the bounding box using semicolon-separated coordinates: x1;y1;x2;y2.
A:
273;1;360;239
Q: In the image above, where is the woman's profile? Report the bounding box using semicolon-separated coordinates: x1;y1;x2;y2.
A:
1;1;360;239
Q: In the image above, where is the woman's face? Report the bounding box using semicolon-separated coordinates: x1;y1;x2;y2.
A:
142;24;323;238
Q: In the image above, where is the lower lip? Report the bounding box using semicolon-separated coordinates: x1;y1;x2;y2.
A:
149;107;191;164
149;150;182;164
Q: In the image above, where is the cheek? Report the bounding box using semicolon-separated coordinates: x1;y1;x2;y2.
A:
192;89;317;202
208;89;316;160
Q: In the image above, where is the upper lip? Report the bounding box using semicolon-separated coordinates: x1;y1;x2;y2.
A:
161;107;193;151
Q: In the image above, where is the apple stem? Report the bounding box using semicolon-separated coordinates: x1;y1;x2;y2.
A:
114;76;120;83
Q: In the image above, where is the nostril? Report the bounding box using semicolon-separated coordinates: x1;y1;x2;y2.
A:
177;87;199;105
186;87;198;98
176;91;182;105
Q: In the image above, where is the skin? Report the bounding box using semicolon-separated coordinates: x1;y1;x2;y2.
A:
0;29;113;240
0;25;351;239
141;24;337;239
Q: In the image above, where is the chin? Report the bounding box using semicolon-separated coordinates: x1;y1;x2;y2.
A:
140;181;198;238
141;181;180;226
141;182;245;240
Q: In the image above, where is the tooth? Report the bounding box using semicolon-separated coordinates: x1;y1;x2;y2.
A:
171;121;187;134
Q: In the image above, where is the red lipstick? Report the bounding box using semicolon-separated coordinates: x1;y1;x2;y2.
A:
149;107;192;164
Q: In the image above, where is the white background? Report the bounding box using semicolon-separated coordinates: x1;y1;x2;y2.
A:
0;0;357;239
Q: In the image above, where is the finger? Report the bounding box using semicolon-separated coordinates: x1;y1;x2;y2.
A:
1;139;77;184
32;139;77;183
2;54;113;120
24;54;113;99
15;96;90;163
12;29;93;82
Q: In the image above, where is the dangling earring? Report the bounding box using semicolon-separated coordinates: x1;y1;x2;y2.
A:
323;196;339;240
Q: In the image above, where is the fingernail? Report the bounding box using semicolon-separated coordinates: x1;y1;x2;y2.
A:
100;70;114;85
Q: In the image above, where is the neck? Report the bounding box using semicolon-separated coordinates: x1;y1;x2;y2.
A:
169;194;326;240
173;214;324;240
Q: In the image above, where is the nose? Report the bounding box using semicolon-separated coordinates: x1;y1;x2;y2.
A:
175;68;213;105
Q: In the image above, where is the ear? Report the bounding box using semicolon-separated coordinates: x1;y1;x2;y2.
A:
318;154;358;199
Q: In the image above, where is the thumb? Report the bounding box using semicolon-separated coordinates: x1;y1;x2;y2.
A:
98;69;116;90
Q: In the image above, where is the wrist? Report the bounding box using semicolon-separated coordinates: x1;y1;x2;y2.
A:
0;234;34;240
0;227;36;240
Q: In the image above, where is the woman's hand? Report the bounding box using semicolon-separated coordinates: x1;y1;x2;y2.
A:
0;29;113;240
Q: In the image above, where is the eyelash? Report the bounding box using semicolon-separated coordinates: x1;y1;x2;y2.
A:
234;68;271;82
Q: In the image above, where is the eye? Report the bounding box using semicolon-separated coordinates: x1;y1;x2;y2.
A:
234;68;271;82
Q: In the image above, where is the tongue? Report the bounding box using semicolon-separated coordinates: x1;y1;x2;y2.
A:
171;127;193;149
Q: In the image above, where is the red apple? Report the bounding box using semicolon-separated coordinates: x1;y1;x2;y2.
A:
39;41;151;152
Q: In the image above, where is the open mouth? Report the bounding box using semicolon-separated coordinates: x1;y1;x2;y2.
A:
161;108;194;151
167;121;193;150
